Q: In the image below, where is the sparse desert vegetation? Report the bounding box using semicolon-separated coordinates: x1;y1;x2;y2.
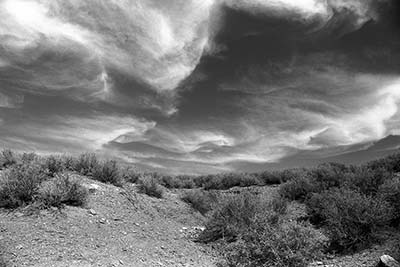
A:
137;175;164;198
0;246;6;267
37;173;88;208
1;149;400;266
180;189;218;215
0;162;88;210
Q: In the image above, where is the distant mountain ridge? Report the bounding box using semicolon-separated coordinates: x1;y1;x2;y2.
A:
234;135;400;172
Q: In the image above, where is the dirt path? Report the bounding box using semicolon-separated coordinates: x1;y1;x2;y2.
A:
0;176;217;267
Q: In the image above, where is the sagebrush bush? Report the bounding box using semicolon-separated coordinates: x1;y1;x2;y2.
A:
379;176;400;226
345;166;391;196
269;195;288;215
197;192;260;243
120;166;141;184
222;217;326;267
367;153;400;173
43;155;65;177
308;163;350;192
160;175;196;189
21;152;38;164
37;173;88;207
181;189;218;215
137;176;163;198
0;149;17;169
393;238;400;261
279;176;314;201
0;247;6;267
60;155;75;171
73;153;99;175
202;173;262;190
306;188;393;252
253;171;282;185
92;160;122;186
0;163;48;208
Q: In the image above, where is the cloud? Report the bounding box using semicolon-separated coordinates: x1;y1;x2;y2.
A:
0;0;399;174
0;0;385;98
0;113;156;153
224;0;327;19
187;48;400;166
0;91;24;108
223;0;384;31
0;0;215;95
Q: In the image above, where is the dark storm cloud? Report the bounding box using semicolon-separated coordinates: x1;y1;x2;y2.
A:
168;0;400;172
0;0;399;173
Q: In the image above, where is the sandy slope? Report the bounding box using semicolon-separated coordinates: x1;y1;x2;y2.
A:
0;176;217;267
1;175;398;267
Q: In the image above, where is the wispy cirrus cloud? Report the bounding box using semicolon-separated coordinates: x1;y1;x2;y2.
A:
0;0;399;173
0;112;155;153
0;91;23;108
0;0;215;94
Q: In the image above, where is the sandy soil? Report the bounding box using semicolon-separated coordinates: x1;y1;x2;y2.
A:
0;176;398;267
0;176;217;267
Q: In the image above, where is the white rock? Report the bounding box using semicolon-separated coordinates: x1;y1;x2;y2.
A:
378;255;400;267
88;209;97;215
83;183;101;193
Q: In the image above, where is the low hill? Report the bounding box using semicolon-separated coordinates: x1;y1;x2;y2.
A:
0;175;216;267
237;135;400;172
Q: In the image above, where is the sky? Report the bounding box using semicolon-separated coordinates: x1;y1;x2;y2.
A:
0;0;400;174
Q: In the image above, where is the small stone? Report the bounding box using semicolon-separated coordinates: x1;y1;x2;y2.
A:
88;209;97;215
83;183;101;193
377;255;400;267
14;212;24;218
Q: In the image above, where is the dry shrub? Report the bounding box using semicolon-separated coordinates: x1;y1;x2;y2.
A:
379;176;400;226
137;176;163;198
197;192;260;243
270;195;288;215
92;160;122;186
73;153;99;175
202;173;262;191
37;173;88;207
279;176;314;201
0;149;17;169
306;188;393;252
20;152;38;164
181;189;219;215
202;192;325;267
222;218;326;267
42;155;65;177
120;166;141;184
160;175;196;189
0;163;48;208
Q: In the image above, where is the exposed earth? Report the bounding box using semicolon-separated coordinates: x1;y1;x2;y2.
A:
0;175;398;267
0;175;216;267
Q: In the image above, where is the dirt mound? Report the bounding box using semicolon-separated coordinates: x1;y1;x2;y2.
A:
0;175;217;267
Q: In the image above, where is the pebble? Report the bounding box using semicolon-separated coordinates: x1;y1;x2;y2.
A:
88;209;97;215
